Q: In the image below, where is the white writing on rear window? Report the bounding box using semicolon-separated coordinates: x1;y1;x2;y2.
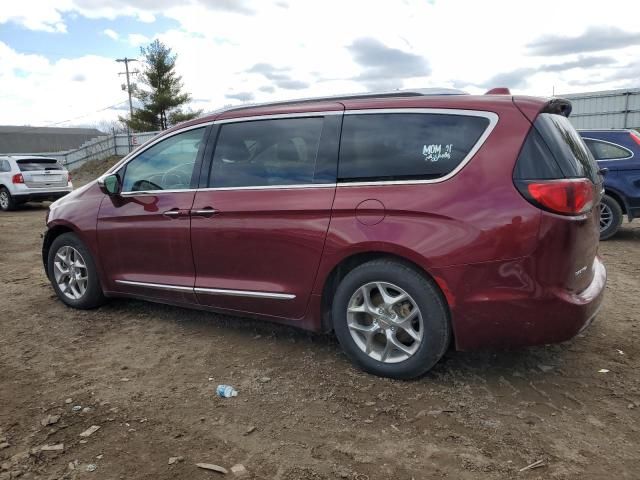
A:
422;144;453;162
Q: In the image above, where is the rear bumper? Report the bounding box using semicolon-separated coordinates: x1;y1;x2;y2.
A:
434;256;607;351
13;190;72;203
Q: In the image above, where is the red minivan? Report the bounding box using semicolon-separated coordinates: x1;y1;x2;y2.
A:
43;89;606;379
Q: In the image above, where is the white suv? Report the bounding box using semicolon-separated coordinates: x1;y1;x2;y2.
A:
0;156;73;211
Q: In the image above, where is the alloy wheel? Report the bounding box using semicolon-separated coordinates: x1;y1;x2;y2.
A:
346;282;423;363
0;191;8;209
600;202;613;232
53;245;89;300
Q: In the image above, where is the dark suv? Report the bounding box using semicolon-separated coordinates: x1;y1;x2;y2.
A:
43;89;606;379
578;129;640;239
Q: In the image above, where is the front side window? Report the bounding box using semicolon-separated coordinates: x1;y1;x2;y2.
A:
583;139;632;160
121;128;205;192
338;113;490;182
210;117;323;188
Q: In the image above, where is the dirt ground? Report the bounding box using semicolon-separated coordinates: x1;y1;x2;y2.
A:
1;160;639;479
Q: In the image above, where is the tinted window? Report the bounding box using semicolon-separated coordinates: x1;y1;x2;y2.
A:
338;113;490;182
210;118;323;188
0;160;10;172
122;128;205;192
513;128;564;180
534;114;599;183
17;158;62;171
583;139;632;160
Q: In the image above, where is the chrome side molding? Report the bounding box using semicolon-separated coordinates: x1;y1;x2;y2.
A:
194;287;295;300
115;279;193;292
114;279;295;300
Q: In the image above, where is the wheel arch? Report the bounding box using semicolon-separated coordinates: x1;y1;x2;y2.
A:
319;250;452;337
603;188;631;220
42;223;76;276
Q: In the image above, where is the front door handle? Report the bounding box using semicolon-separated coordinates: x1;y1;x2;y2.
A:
163;208;183;218
190;207;219;218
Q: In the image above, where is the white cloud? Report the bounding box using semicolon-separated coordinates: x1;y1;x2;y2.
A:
1;0;640;126
0;0;70;32
0;41;126;126
128;33;150;46
102;28;119;40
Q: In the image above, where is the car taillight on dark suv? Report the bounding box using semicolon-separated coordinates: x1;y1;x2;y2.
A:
513;112;602;216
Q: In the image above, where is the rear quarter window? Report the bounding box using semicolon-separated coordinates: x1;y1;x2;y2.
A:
338;113;490;182
533;114;599;183
583;138;632;160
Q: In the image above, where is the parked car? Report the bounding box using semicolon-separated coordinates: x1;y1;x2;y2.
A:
0;156;72;211
578;129;640;239
42;89;606;379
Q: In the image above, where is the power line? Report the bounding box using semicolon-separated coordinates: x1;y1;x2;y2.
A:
1;99;130;136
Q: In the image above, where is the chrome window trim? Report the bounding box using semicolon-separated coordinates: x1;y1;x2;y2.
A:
338;108;498;187
196;183;336;192
115;279;193;292
194;287;296;300
115;279;295;300
104;108;498;194
118;183;337;196
581;137;634;161
120;189;196;197
214;110;342;125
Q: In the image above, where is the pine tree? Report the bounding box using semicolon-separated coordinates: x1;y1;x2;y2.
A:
121;40;201;132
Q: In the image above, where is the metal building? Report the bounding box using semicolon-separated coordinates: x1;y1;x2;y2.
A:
561;88;640;130
0;125;106;153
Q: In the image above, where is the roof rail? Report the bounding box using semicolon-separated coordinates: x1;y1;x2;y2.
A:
206;87;468;116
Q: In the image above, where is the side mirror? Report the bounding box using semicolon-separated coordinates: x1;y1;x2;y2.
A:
99;174;122;196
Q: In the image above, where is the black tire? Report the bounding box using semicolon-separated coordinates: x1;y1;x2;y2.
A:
0;187;16;211
332;259;450;379
47;232;105;309
599;194;623;241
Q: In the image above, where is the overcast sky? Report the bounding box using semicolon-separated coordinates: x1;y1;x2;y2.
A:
1;0;639;128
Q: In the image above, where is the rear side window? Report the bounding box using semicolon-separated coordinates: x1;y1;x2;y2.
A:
0;160;11;172
338;113;490;182
17;159;62;172
533;114;599;183
583;138;632;160
210;117;323;188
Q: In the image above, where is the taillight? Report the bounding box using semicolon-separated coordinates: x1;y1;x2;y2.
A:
630;131;640;146
517;179;595;216
12;173;24;184
67;172;72;182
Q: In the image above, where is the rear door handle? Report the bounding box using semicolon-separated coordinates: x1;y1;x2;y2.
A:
190;207;219;218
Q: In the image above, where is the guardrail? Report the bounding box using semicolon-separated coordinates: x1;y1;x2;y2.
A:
2;131;161;171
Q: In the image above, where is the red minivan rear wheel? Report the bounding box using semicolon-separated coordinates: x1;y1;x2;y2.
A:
332;259;451;379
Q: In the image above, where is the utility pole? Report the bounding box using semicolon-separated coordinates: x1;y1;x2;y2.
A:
116;57;138;153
